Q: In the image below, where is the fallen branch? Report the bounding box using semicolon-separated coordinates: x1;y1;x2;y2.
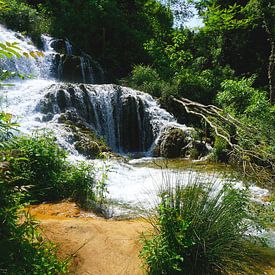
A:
172;97;274;184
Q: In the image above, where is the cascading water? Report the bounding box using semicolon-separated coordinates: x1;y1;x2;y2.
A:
1;24;274;248
38;82;190;154
0;25;190;155
0;25;54;79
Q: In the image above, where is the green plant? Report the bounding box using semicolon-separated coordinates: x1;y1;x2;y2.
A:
141;176;269;274
211;136;230;162
0;0;51;44
0;164;68;274
121;65;168;98
2;132;108;210
3;132;68;201
60;161;97;209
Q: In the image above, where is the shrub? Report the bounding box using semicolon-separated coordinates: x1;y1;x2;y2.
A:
0;166;68;274
122;65;168;98
2;132;104;209
216;77;275;172
140;176;268;274
211;136;230;162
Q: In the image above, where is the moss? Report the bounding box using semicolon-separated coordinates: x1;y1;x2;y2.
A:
75;140;100;158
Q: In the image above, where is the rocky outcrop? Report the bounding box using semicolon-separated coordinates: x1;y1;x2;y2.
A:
154;127;189;158
58;112;110;159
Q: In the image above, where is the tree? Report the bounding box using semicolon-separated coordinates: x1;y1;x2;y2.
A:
255;0;275;103
194;0;274;103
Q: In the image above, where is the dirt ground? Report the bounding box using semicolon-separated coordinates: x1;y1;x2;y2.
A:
28;201;275;275
28;202;150;275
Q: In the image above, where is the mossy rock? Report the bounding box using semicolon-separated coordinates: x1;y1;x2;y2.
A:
156;127;188;158
187;141;210;160
75;140;100;159
58;112;111;158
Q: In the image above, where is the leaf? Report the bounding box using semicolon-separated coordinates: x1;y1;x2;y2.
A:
29;51;37;58
0;49;13;58
0;83;15;87
36;51;45;57
2;113;13;123
0;42;7;49
6;47;21;58
23;52;29;58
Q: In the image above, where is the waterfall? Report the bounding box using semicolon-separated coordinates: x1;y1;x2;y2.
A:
0;25;55;80
65;39;73;56
0;24;191;155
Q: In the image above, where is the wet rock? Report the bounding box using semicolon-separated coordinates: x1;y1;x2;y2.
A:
56;89;69;112
58;112;111;158
155;127;188;158
75;140;100;159
62;55;84;83
42;113;54;122
186;140;211;160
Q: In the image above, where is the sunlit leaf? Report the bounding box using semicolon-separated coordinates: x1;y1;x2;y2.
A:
0;49;12;58
29;51;37;58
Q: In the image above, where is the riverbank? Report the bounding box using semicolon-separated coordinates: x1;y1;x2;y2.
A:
28;201;149;274
28;201;275;275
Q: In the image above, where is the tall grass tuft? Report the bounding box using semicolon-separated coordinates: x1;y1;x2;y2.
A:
140;175;269;274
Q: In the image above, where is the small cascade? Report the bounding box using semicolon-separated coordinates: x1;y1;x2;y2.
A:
0;24;190;156
0;25;191;156
38;83;190;154
65;39;73;56
44;36;104;84
0;25;54;79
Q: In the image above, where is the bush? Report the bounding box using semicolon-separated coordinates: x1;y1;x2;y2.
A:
211;136;230;162
122;65;169;98
0;166;68;274
1;133;103;209
216;77;275;170
0;0;50;45
140;176;268;274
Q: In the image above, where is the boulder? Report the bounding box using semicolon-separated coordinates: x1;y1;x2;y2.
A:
74;140;100;159
50;39;67;55
61;55;84;83
58;112;111;158
155;127;189;158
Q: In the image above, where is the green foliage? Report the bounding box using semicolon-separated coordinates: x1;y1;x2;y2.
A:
22;0;173;81
0;112;19;142
217;77;257;114
121;65;168;98
137;26;236;104
217;77;275;155
0;165;68;274
1;132;106;209
211;136;230;162
0;0;50;44
141;177;268;274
